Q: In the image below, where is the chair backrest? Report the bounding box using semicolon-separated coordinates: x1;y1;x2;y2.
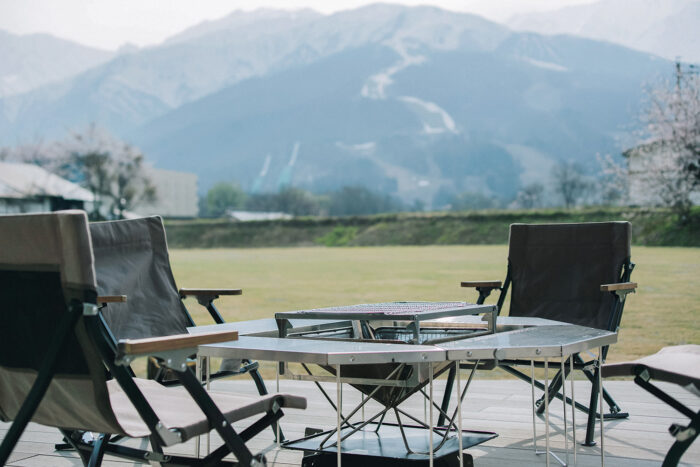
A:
0;211;123;434
507;222;631;330
89;216;192;340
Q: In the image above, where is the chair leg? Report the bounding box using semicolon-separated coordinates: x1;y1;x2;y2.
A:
583;367;600;446
87;434;110;467
536;367;566;415
661;412;700;467
438;364;457;427
0;307;82;465
176;367;257;466
247;362;285;443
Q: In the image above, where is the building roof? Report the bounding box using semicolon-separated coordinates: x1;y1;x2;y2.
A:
0;162;93;201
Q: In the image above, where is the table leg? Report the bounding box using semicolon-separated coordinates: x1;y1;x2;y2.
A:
429;361;434;467
545;358;550;467
337;363;342;467
457;360;463;467
561;358;569;466
599;347;604;467
276;362;281;448
206;357;211;455
531;360;538;453
571;356;576;465
196;355;202;459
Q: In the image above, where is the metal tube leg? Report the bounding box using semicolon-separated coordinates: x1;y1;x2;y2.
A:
562;358;569;466
531;360;538;453
337;364;342;467
196;356;202;459
545;358;550;467
457;361;463;467
570;356;577;465
206;357;211;455
429;362;434;467
276;362;281;449
599;347;605;467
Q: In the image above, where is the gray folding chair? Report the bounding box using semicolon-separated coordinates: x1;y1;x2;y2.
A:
89;216;261;386
603;345;699;467
441;222;637;445
0;211;306;466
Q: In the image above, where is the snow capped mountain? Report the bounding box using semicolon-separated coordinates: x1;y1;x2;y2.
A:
0;4;678;206
0;30;113;98
508;0;700;62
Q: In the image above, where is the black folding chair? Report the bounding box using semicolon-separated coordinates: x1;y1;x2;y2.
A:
0;211;305;467
89;216;265;386
603;345;699;467
440;222;637;446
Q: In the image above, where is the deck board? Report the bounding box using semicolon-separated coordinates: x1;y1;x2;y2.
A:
2;379;698;466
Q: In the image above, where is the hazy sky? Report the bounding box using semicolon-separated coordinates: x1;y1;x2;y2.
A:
0;0;599;50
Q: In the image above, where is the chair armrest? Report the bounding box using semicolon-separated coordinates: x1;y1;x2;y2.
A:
97;295;127;304
179;288;242;297
461;281;502;289
118;330;239;357
600;282;637;292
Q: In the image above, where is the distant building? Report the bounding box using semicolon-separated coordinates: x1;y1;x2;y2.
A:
228;211;292;222
133;168;198;218
0;162;93;214
623;141;700;206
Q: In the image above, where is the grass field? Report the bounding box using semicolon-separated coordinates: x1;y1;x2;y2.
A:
170;245;699;365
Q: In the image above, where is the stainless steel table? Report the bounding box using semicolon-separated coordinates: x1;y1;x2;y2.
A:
438;325;617;467
199;335;494;466
195;316;616;466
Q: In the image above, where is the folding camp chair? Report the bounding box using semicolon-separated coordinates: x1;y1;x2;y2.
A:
603;345;700;467
88;216;264;387
440;222;637;446
0;211;306;467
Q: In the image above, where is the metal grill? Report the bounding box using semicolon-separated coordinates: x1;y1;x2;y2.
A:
288;301;470;316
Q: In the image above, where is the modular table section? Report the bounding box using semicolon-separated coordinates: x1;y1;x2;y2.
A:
198;335;447;365
437;324;617;360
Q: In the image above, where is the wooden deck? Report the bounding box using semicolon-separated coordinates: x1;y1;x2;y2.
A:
2;379;698;466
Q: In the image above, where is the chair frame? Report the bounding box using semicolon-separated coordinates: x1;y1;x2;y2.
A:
0;296;286;467
439;243;637;446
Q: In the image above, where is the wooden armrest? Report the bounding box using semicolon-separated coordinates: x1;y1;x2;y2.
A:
118;330;238;356
179;288;242;297
97;295;127;303
600;282;637;292
461;281;502;288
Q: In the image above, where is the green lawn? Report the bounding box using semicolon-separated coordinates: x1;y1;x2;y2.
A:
171;245;699;363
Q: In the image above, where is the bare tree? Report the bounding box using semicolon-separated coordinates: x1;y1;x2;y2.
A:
514;182;545;209
65;126;156;219
631;62;700;216
551;162;591;209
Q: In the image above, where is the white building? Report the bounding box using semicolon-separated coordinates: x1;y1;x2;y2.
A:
133;167;198;218
0;162;93;214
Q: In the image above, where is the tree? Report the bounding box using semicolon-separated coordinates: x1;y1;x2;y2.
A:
631;62;700;216
65;127;156;220
551;162;591;208
328;186;403;216
203;182;246;217
450;191;501;211
3;127;156;219
246;187;321;216
514;183;545;209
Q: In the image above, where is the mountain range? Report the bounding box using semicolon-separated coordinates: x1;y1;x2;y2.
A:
0;3;688;207
509;0;700;63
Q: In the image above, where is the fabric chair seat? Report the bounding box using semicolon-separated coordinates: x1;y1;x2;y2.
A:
602;345;700;394
109;379;306;441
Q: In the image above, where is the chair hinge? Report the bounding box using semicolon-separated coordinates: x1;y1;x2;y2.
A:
83;303;98;316
155;421;182;446
670;423;696;442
